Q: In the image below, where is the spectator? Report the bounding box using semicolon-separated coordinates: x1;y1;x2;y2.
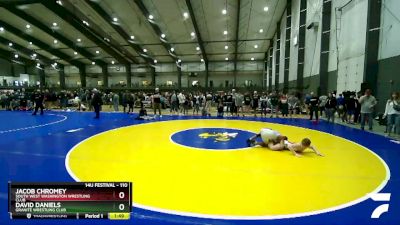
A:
288;93;299;117
319;94;328;117
354;93;361;124
345;95;356;124
234;91;244;117
152;88;162;117
178;92;185;115
359;89;377;131
309;92;319;121
384;92;400;136
91;89;103;119
127;92;135;114
32;89;45;116
260;92;268;117
252;91;260;117
269;91;279;118
243;92;252;115
337;94;345;121
325;93;337;123
170;91;179;114
279;94;289;117
112;92;119;112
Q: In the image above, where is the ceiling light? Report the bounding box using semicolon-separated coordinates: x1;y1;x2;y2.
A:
196;46;200;51
29;42;32;45
14;54;19;58
54;62;57;66
148;15;154;20
32;53;37;58
52;22;57;26
223;30;228;35
154;59;157;64
177;59;181;63
143;49;147;53
254;44;258;48
113;17;118;22
53;39;58;44
222;9;227;15
56;0;62;5
111;60;115;64
225;57;229;61
183;12;189;18
170;47;174;52
251;57;255;61
74;51;78;55
8;42;13;47
96;50;100;54
77;38;81;42
200;58;204;62
264;6;269;12
0;27;4;32
190;32;195;37
92;62;95;65
225;45;228;50
83;20;89;26
130;35;135;40
37;63;40;67
26;24;31;29
161;33;166;38
259;29;264;33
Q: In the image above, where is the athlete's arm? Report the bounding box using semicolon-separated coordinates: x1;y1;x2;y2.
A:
287;144;302;157
309;145;324;156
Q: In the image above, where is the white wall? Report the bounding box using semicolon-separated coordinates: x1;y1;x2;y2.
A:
272;33;277;86
289;0;300;82
379;0;400;60
279;11;287;84
304;0;322;78
333;0;368;93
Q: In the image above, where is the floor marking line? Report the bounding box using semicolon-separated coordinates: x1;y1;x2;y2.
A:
66;128;84;133
65;119;391;220
0;113;67;134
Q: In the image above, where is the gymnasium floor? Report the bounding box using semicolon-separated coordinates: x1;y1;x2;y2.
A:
0;110;399;225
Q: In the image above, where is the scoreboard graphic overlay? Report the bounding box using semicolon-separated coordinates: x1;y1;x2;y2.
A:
8;182;132;220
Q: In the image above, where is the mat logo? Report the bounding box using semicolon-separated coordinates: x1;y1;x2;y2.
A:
199;132;238;142
370;193;391;219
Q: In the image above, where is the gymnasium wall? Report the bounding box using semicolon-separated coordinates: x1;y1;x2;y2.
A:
266;0;400;113
288;0;300;82
375;0;400;110
332;0;368;94
0;58;41;86
269;0;369;94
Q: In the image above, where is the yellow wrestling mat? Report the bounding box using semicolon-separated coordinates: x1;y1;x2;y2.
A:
66;119;388;218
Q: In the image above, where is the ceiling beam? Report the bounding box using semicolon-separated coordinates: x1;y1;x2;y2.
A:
4;6;107;67
61;0;139;64
0;47;33;65
84;0;154;65
234;0;242;70
41;1;134;65
185;0;207;63
0;36;55;66
43;38;272;50
0;0;42;7
0;20;84;67
135;51;267;57
133;0;179;64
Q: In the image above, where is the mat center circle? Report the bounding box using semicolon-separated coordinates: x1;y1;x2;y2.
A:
171;128;255;150
67;119;388;218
